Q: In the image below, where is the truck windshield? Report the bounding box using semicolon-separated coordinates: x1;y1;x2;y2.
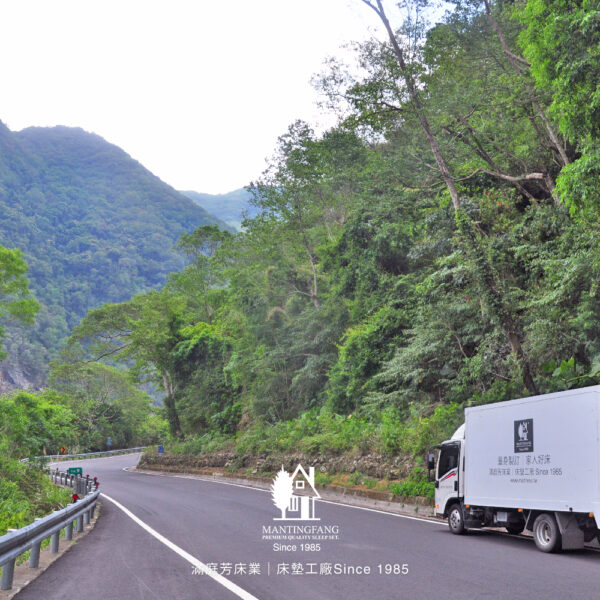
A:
438;445;459;478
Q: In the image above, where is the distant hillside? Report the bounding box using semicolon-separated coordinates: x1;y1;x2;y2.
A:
0;121;231;390
180;189;258;230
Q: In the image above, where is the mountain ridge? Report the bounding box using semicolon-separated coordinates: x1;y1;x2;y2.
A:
180;188;257;230
0;121;231;391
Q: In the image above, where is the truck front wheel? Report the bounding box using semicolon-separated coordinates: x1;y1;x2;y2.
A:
448;504;466;535
533;513;561;553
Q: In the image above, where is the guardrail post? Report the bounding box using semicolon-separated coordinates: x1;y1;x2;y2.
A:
65;521;74;541
0;558;15;590
83;510;90;525
29;541;42;567
51;531;60;553
76;515;83;533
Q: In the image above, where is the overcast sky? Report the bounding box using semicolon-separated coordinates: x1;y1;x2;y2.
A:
0;0;394;194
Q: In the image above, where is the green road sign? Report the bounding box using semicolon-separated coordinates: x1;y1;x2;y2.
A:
67;467;83;475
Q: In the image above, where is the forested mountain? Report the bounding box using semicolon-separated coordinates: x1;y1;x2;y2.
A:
3;0;600;474
0;122;230;390
68;0;600;462
180;189;257;230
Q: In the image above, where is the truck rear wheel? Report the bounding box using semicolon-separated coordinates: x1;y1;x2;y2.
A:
448;504;466;535
533;513;561;553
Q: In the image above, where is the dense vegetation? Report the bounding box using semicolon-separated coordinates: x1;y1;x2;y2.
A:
0;383;165;536
0;244;70;535
0;123;231;388
0;347;164;535
62;0;600;467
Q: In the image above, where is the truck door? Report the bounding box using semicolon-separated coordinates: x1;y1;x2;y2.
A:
435;442;460;516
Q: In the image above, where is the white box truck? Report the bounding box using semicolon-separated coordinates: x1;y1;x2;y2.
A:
432;385;600;552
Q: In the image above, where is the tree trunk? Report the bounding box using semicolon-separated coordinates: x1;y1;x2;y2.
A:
162;372;183;438
482;0;570;168
362;0;460;210
361;0;539;396
305;243;320;310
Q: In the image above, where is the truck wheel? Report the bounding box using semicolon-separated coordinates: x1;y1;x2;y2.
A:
533;513;561;553
448;504;466;535
506;523;525;535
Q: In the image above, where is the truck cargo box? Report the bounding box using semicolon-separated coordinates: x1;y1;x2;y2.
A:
464;386;600;522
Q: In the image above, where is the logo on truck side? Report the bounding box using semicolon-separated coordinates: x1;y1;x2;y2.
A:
514;419;534;453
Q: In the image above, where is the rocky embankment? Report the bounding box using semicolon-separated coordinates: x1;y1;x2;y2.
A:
138;449;434;510
139;449;414;480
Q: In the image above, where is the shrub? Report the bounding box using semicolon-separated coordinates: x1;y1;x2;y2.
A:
0;455;72;536
389;467;434;500
379;403;463;458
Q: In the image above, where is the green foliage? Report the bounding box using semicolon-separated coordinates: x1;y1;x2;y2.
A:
379;404;464;457
34;1;600;474
232;409;376;456
0;391;75;457
518;0;600;142
389;467;434;500
0;122;231;384
167;431;234;455
0;244;39;358
314;471;334;486
555;144;600;214
0;461;72;535
518;1;600;213
0;437;72;536
49;362;158;450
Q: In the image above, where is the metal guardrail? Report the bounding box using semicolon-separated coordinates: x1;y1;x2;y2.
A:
49;470;99;496
0;471;100;591
20;446;147;463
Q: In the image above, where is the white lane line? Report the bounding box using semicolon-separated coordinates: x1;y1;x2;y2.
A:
316;498;444;525
125;468;445;527
100;492;260;600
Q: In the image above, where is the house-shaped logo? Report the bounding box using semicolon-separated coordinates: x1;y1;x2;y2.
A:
271;464;320;521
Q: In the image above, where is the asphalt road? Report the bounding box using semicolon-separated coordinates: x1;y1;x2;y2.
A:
16;453;600;600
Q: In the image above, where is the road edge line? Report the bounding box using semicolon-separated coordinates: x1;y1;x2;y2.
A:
100;492;260;600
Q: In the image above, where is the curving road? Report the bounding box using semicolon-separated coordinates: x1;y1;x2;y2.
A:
16;453;600;599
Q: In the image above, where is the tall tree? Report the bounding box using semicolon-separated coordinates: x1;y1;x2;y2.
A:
0;245;39;358
518;0;600;212
356;0;539;393
67;290;185;438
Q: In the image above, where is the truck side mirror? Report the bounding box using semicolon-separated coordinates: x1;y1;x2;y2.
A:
426;451;435;471
426;451;436;481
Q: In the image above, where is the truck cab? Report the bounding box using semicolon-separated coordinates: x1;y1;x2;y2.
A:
434;424;464;526
432;423;527;536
